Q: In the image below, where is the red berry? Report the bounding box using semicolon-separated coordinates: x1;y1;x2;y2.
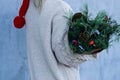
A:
89;40;95;45
73;40;78;46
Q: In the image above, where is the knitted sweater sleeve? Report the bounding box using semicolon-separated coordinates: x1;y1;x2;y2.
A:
51;5;97;67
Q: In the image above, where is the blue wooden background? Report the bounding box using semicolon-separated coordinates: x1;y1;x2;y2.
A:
0;0;120;80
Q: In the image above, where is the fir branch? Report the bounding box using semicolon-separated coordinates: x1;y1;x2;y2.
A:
67;5;120;54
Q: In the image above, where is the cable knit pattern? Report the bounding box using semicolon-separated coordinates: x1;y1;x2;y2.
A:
52;0;96;67
26;0;97;80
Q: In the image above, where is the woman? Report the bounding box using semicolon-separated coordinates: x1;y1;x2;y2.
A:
25;0;99;80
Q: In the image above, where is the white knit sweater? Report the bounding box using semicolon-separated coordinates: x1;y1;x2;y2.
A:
25;0;97;80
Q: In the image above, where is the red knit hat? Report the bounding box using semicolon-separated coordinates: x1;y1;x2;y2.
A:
14;0;30;29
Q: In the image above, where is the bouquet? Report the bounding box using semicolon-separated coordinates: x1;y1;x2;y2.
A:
66;5;120;54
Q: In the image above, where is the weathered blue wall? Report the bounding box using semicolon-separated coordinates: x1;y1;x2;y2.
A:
0;0;28;80
65;0;120;80
0;0;120;80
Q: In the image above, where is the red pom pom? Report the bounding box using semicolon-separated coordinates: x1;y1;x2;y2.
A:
14;16;25;29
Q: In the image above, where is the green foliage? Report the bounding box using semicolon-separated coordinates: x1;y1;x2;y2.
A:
67;5;120;54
